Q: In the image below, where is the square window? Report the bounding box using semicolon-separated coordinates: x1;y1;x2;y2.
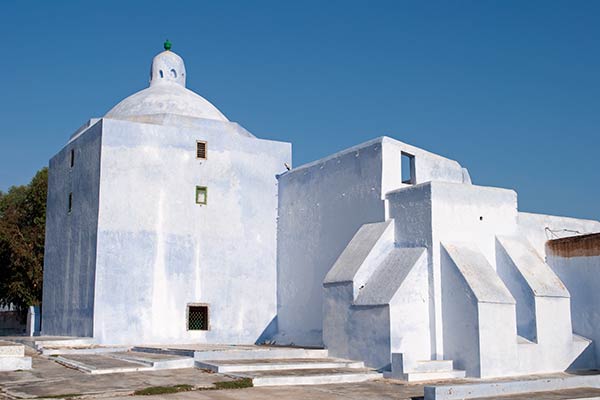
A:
195;186;208;205
401;152;416;184
196;141;207;160
187;304;209;331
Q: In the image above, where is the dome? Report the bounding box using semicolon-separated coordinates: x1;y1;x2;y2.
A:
105;42;229;122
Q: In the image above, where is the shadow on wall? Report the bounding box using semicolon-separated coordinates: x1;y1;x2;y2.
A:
255;316;278;345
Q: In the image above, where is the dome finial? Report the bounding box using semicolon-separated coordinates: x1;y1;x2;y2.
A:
163;39;172;51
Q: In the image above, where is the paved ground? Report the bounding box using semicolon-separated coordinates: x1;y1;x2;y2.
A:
2;347;600;400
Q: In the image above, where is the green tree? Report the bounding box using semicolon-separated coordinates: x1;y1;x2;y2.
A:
0;168;48;317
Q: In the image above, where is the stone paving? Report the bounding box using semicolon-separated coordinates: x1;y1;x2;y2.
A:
2;348;600;399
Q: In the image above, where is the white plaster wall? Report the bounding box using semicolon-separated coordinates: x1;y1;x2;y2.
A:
389;252;431;370
381;137;467;201
277;140;386;346
42;121;102;337
518;212;600;256
92;118;290;345
440;247;481;376
549;254;600;369
323;282;391;369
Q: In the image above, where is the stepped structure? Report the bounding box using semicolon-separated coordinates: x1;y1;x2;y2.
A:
41;42;600;382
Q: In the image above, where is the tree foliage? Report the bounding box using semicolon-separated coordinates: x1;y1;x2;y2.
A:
0;168;48;314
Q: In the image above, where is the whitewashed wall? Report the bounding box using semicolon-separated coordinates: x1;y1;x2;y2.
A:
549;253;600;369
91;118;290;344
42;121;102;337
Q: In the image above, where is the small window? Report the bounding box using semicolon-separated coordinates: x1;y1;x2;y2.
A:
187;304;209;331
159;70;164;78
68;193;73;213
401;152;416;184
70;149;75;168
195;186;207;205
196;141;207;159
170;69;177;78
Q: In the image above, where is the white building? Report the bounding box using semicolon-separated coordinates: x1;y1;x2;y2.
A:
42;43;600;379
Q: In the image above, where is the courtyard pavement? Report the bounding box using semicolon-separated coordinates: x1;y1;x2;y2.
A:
2;347;600;399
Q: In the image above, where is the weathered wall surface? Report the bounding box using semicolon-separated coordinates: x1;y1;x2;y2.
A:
92;118;290;344
277;140;387;346
42;121;102;337
548;235;600;369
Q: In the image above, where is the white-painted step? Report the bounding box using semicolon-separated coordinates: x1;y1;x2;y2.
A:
196;357;364;373
239;367;382;387
412;360;454;373
404;369;466;382
193;348;329;361
107;351;195;370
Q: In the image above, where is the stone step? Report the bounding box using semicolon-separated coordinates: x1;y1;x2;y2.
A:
53;354;153;374
0;356;32;371
404;369;466;382
34;337;95;350
412;360;454;373
193;348;329;362
106;351;195;370
42;346;130;356
196;357;364;373
235;367;381;387
0;341;25;357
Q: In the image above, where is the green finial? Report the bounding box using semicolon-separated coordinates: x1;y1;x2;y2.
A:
164;39;172;51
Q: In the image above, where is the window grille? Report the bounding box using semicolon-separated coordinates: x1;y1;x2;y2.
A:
187;304;209;331
196;186;207;205
196;141;207;159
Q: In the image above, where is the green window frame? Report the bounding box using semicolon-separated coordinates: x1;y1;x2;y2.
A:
195;186;208;205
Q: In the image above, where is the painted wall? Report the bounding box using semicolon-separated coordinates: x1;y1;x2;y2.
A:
277;139;387;346
549;253;600;368
91;117;290;344
42;121;102;337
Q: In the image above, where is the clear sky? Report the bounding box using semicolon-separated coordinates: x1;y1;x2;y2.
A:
0;1;598;220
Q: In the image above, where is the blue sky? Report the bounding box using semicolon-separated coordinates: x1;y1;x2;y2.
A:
0;1;598;220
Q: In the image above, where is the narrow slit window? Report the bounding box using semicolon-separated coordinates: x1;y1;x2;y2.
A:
70;149;75;168
68;193;73;213
195;186;208;205
196;141;207;159
187;304;209;330
401;152;416;184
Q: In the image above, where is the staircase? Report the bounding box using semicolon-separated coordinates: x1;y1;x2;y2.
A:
385;354;465;382
192;347;381;386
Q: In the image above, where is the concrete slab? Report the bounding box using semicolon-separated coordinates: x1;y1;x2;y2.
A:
54;354;152;374
0;352;234;399
0;341;25;357
197;357;364;372
237;367;382;386
425;372;600;400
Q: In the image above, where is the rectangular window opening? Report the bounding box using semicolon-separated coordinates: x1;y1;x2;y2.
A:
401;152;416;184
195;186;208;205
196;141;207;160
70;149;75;168
187;304;209;331
68;193;73;214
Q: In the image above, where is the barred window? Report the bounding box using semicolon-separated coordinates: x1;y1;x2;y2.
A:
187;304;209;331
196;141;207;159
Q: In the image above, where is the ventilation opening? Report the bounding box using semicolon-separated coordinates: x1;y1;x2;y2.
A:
68;193;73;214
70;149;75;168
171;69;177;78
159;70;164;78
401;152;416;184
195;186;208;205
187;304;209;330
196;141;207;159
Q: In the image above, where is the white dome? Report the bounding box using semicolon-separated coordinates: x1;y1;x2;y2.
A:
105;45;228;122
